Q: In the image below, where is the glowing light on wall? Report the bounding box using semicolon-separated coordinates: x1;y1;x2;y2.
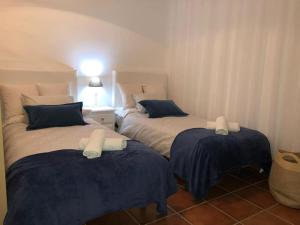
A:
80;59;103;76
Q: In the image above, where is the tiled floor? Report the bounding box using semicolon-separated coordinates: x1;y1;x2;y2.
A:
87;167;300;225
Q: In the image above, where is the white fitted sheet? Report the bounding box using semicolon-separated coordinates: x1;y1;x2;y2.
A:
4;118;127;169
119;111;206;156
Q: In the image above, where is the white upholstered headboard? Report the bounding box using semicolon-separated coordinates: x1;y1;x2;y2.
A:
0;69;77;97
0;69;77;222
112;70;168;107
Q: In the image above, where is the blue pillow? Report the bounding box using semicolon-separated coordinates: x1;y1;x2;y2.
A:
139;100;188;118
24;102;88;130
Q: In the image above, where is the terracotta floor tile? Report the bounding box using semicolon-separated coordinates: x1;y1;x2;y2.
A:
181;203;236;225
217;174;250;192
205;186;228;200
242;212;290;225
168;188;203;212
87;211;137;225
127;203;174;224
254;180;269;190
148;215;190;225
210;194;261;220
235;186;277;208
269;204;300;225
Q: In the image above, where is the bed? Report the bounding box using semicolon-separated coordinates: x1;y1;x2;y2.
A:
114;71;272;199
0;69;177;225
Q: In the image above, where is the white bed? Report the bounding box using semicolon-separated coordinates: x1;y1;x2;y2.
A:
0;69;125;169
0;69;178;225
113;71;272;201
113;71;207;156
117;108;206;156
4;118;124;169
0;69;123;222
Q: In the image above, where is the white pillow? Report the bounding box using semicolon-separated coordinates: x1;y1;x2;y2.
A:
117;83;143;109
21;95;74;106
0;84;39;124
142;84;167;99
133;93;167;113
37;83;69;96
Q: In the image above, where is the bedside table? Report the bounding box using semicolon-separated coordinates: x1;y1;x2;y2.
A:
84;106;115;130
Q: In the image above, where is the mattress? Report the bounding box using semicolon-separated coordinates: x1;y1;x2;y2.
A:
4;118;127;169
118;109;206;156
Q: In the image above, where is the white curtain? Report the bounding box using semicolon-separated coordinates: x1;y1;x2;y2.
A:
167;0;300;154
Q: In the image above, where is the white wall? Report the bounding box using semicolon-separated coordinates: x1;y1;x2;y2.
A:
167;0;300;153
0;0;171;105
0;0;170;72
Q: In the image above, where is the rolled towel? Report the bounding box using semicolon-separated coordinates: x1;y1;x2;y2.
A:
79;138;127;151
206;121;240;132
83;129;105;159
228;122;240;132
79;138;89;150
215;116;229;135
104;138;127;150
206;121;216;130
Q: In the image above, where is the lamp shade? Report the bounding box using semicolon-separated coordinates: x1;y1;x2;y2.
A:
88;77;103;87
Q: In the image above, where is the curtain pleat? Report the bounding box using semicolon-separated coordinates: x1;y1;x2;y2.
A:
168;0;300;154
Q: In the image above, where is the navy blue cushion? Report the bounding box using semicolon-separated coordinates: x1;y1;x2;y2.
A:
24;102;88;130
139;100;188;118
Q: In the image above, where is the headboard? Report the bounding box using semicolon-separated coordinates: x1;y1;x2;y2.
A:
0;69;77;97
112;70;168;107
0;69;77;223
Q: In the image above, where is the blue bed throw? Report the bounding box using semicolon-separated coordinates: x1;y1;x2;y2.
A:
170;128;272;199
4;140;177;225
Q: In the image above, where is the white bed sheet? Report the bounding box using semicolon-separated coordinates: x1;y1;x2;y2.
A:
119;111;206;156
4;118;127;169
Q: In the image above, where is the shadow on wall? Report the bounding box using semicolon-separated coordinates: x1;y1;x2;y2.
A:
0;0;169;73
3;0;170;44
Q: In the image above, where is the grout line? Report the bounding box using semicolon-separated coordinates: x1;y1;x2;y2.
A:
208;202;239;223
207;191;233;202
251;181;270;192
230;193;264;210
238;208;268;224
124;210;140;225
166;204;177;212
205;183;295;225
216;185;230;192
226;173;254;185
175;200;208;214
209;183;252;202
230;185;279;211
125;174;274;225
178;213;194;225
237;203;295;225
217;182;253;193
144;205;180;225
267;207;295;225
144;213;176;225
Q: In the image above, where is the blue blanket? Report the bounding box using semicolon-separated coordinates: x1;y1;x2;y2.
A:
170;128;272;199
5;140;177;225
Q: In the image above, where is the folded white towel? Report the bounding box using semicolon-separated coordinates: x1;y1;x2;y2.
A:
83;129;105;159
227;122;240;132
79;138;127;151
215;116;229;135
206;121;240;132
206;121;217;130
